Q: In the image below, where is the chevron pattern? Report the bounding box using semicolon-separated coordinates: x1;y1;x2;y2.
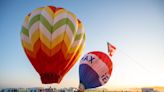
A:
21;6;85;84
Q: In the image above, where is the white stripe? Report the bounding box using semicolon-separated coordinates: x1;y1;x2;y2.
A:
23;20;29;29
53;12;67;25
77;25;85;34
29;21;39;38
52;24;75;41
71;33;85;47
75;38;85;48
99;71;110;85
79;36;85;46
80;53;110;85
81;40;85;48
52;24;66;40
71;37;85;48
72;39;82;47
41;10;53;25
21;33;30;44
67;12;78;31
39;23;51;40
65;25;74;41
30;9;42;21
81;39;85;46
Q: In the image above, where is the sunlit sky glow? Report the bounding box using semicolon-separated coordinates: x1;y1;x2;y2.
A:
0;0;164;89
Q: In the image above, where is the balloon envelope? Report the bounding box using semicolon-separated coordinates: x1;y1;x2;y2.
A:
79;51;112;90
21;6;85;84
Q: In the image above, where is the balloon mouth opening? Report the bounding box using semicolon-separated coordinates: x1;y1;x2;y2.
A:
40;73;62;84
79;83;85;91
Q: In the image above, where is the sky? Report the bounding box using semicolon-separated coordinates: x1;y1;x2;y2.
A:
0;0;164;90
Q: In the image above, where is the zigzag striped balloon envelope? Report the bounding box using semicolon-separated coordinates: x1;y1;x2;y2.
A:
79;51;112;91
21;6;85;84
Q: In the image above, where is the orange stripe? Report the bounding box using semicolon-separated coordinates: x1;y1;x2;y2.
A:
24;39;41;58
61;44;84;76
24;48;35;58
40;41;51;56
51;42;62;56
33;39;41;56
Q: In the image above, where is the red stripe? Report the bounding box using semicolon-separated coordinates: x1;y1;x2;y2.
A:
56;7;63;11
48;6;56;13
89;51;113;75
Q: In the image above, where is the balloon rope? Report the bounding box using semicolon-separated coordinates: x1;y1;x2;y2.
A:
117;48;151;73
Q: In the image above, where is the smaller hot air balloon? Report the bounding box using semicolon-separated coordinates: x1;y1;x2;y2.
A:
79;51;113;91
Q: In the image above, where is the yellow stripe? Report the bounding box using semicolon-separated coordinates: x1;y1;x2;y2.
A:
63;33;72;48
69;44;80;54
67;11;77;23
63;42;85;70
51;33;65;48
54;9;67;18
51;32;74;49
31;7;43;16
22;40;32;51
36;7;44;11
63;35;76;60
40;31;51;49
69;40;85;61
69;35;83;53
25;15;30;23
45;7;54;18
68;40;82;54
68;22;84;53
30;29;40;48
74;42;85;61
78;22;83;30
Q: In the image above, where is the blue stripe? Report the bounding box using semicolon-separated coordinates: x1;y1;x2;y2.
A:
79;64;102;89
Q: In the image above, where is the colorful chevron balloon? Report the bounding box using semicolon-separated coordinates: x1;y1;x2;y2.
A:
21;6;85;84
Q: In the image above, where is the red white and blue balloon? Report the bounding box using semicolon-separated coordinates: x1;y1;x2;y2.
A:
79;51;113;90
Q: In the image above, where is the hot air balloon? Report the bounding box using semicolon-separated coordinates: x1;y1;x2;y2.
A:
79;51;112;91
21;6;85;84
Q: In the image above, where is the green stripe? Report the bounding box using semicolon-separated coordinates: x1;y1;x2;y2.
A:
83;34;86;40
52;18;66;33
67;18;75;34
29;15;40;28
52;18;75;34
40;15;52;33
28;14;52;33
21;26;29;36
75;33;83;41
